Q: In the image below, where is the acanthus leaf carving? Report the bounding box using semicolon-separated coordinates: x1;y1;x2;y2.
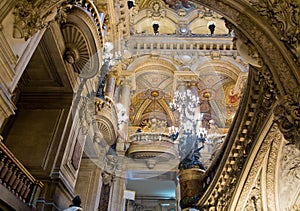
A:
249;0;300;65
274;89;300;149
13;0;58;40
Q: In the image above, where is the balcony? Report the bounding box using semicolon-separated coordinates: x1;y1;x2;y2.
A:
95;96;118;146
0;137;43;207
127;34;236;57
126;132;177;161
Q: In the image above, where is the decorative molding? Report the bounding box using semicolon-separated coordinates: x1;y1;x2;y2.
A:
279;140;300;210
235;123;280;210
62;24;90;75
13;0;57;40
195;0;299;96
244;171;262;211
265;124;283;211
196;64;277;210
289;204;300;211
249;0;300;66
274;90;300;149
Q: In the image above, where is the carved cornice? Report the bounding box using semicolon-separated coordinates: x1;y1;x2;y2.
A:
249;0;300;66
196;64;277;210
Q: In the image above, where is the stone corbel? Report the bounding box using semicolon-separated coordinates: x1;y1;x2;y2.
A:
274;90;300;149
13;0;58;40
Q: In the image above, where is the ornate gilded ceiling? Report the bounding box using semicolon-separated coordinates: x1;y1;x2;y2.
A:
123;0;248;132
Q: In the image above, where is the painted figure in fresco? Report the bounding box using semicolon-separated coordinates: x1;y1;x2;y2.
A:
229;88;240;104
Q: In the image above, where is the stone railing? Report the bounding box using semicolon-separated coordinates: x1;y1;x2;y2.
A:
127;132;177;162
0;137;43;207
95;96;118;146
127;35;236;57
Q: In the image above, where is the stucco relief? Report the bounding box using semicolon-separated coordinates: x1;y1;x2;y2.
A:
279;140;300;210
13;0;57;40
274;91;300;149
235;124;280;211
244;173;262;211
265;124;283;211
249;0;300;65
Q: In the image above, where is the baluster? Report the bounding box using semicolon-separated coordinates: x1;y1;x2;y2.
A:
0;154;7;171
4;163;15;185
23;180;32;200
16;174;25;196
20;178;30;200
8;167;18;189
12;171;22;192
0;160;11;182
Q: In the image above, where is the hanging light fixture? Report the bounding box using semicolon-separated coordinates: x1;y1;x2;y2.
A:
169;88;207;170
152;21;160;35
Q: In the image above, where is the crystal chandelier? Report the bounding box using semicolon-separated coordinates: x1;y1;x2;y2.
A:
169;89;207;170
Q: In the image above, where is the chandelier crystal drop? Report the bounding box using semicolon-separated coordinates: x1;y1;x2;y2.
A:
169;89;207;170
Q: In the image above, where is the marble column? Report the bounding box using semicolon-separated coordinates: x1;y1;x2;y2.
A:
189;81;201;119
99;172;113;211
108;175;126;211
118;80;131;114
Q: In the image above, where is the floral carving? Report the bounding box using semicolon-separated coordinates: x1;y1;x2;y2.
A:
249;0;300;65
274;90;300;149
244;174;262;211
13;0;57;40
279;140;300;209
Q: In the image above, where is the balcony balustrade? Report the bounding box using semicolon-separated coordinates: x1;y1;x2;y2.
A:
127;35;236;57
126;132;177;161
0;137;43;207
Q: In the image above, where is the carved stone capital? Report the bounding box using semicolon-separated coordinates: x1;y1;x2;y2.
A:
13;0;57;40
274;91;300;149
